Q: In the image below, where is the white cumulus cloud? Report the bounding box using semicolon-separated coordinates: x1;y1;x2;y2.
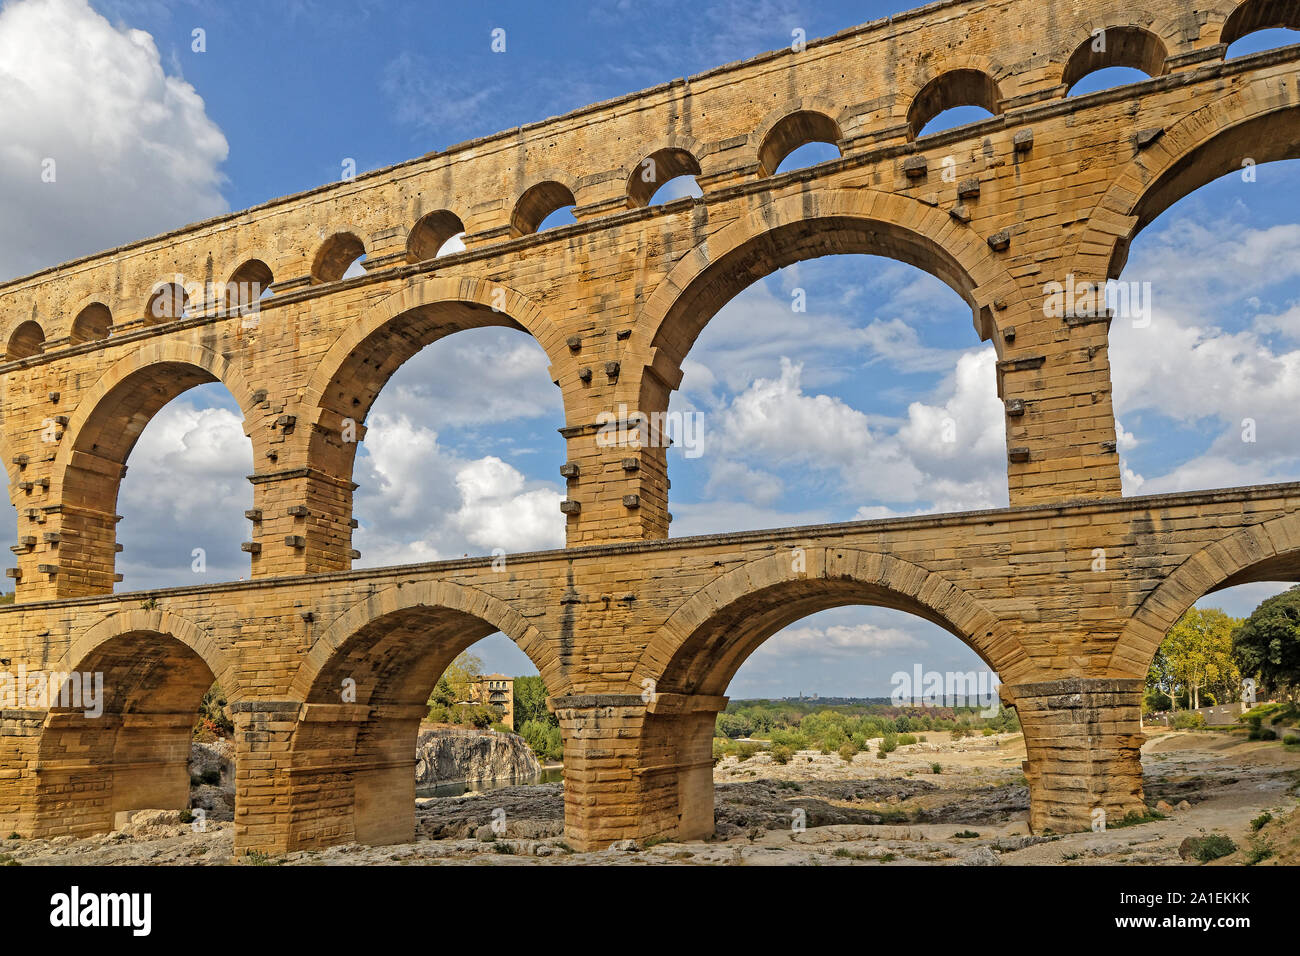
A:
0;0;228;280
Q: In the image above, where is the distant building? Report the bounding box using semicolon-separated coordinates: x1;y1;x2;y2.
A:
470;674;514;730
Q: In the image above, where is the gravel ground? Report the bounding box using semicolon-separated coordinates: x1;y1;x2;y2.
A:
3;731;1295;865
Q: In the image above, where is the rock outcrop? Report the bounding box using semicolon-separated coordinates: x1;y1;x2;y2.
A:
186;731;544;821
415;727;541;787
189;740;236;821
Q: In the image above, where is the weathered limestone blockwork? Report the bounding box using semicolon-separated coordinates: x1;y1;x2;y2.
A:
0;485;1293;851
0;0;1298;852
1005;679;1147;832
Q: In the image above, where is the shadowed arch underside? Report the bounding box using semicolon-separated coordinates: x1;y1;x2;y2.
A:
1061;26;1167;93
282;581;561;850
33;625;219;838
1110;511;1300;676
1221;0;1300;46
1079;96;1300;279
630;548;1015;843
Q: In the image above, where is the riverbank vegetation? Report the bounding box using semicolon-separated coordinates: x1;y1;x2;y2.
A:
712;699;1021;761
1146;587;1300;719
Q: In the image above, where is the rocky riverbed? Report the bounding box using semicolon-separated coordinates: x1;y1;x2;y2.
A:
3;730;1297;865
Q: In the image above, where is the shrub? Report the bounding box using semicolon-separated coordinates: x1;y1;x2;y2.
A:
733;742;762;762
770;745;793;765
770;728;811;751
1245;834;1273;865
192;683;233;740
1245;715;1274;739
442;703;500;730
1250;812;1272;832
879;732;898;754
876;748;888;759
1192;834;1237;862
931;762;942;774
897;734;917;746
1109;808;1165;829
1172;712;1205;730
241;850;281;866
520;719;564;762
1284;735;1300;747
838;742;858;763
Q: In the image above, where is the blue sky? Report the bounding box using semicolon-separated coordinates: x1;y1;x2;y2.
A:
0;0;1297;698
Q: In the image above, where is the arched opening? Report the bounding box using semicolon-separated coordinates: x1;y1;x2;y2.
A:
757;110;842;176
406;210;466;261
773;141;843;175
5;320;45;360
1225;26;1300;56
510;181;576;236
1061;26;1167;95
311;231;366;283
290;595;563;849
1221;0;1300;56
1123;541;1300;852
309;287;565;569
627;148;703;207
638;556;1020;849
58;361;252;596
114;381;254;590
69;303;112;344
33;630;226;839
144;282;188;325
643;206;1008;537
348;326;565;565
1107;112;1300;497
223;258;274;316
908;69;1001;139
668;252;1007;535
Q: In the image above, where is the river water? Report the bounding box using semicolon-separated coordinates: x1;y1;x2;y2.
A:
416;766;564;799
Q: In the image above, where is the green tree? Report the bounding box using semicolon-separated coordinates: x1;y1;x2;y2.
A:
715;712;754;739
519;719;563;761
1145;645;1177;712
447;702;499;729
1233;585;1300;700
428;651;484;710
1161;608;1241;710
513;675;557;727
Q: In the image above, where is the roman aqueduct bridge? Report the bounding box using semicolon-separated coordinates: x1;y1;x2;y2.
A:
1;0;1298;851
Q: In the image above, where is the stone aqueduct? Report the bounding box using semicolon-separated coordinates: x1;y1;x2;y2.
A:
0;0;1298;852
